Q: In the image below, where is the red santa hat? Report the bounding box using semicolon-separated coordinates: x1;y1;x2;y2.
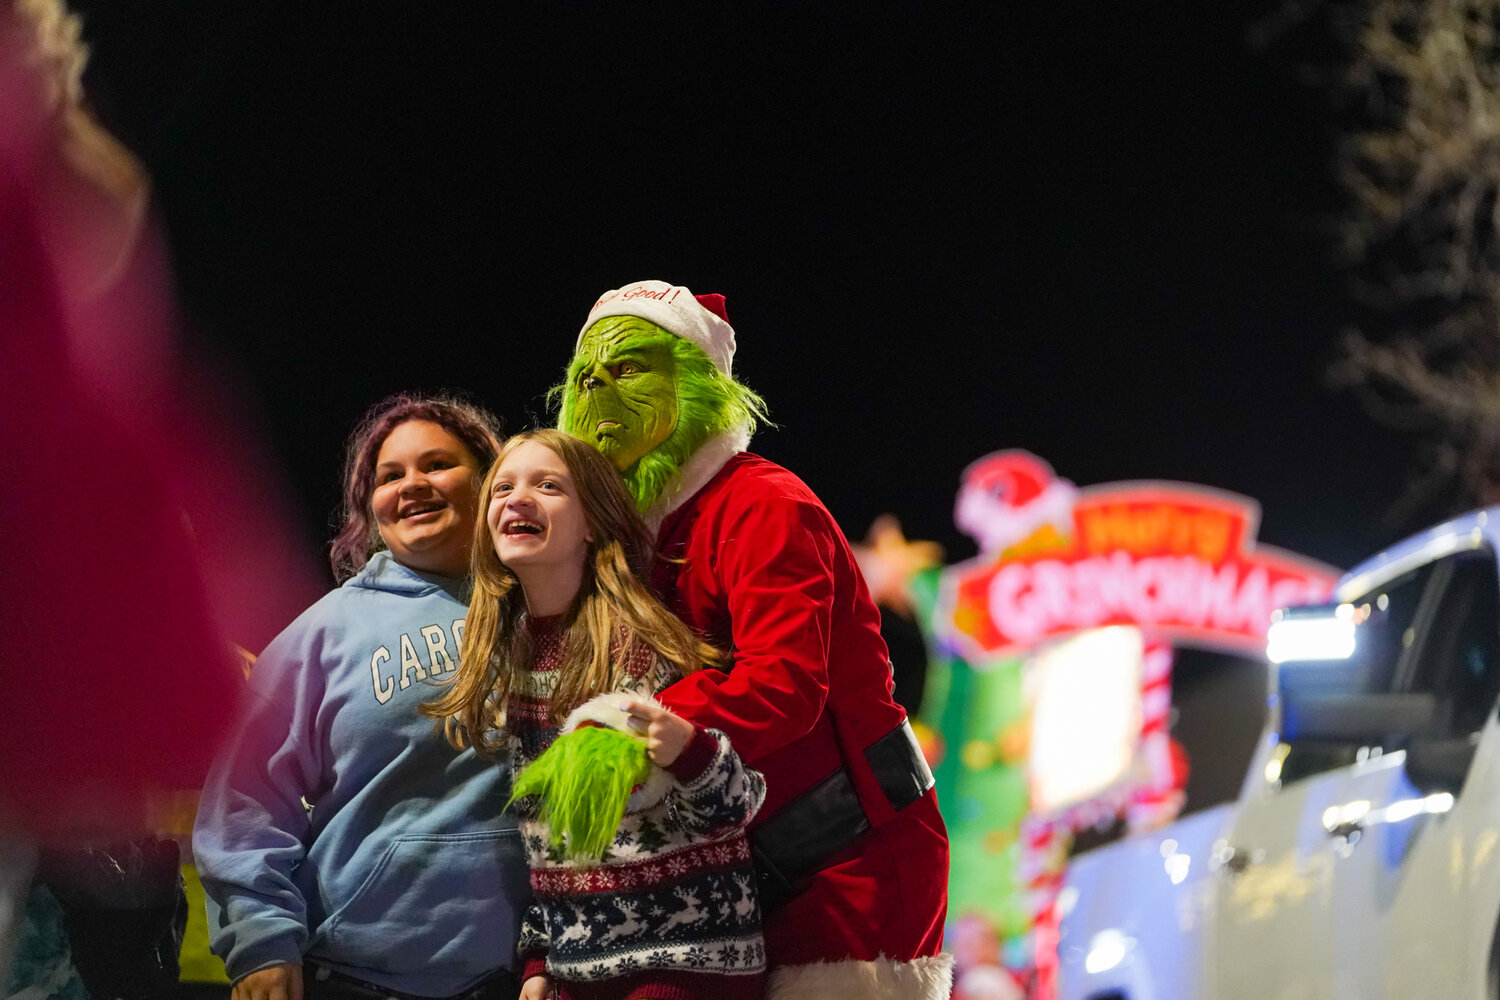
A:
578;279;736;375
961;451;1054;507
954;450;1078;554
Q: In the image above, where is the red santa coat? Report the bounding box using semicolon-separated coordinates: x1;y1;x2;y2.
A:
651;451;949;971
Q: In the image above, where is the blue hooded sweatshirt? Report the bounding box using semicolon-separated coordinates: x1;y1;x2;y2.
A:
193;551;528;996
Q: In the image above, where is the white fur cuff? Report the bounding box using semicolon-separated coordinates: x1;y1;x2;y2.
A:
767;953;955;1000
561;692;666;735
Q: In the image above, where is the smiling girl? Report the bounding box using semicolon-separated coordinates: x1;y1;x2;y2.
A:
424;429;766;1000
194;393;530;1000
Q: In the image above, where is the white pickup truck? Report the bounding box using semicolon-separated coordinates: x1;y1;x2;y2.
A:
1057;507;1500;1000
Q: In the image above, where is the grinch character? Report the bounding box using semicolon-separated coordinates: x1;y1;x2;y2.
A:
558;280;953;999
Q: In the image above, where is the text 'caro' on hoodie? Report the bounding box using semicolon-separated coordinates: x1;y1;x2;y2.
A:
193;550;530;997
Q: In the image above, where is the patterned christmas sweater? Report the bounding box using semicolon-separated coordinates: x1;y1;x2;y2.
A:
509;616;767;1000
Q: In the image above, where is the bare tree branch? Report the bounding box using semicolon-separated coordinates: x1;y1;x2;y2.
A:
1311;0;1500;509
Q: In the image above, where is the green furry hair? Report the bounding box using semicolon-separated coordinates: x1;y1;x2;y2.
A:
507;725;654;861
553;332;772;511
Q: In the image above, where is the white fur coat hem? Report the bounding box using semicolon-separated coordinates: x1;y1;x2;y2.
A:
766;952;955;1000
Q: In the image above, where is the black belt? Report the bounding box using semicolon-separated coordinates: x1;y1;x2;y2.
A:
303;961;519;1000
750;718;934;912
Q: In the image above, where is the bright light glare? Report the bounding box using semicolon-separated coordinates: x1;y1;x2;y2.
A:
1263;754;1284;784
1321;799;1371;831
1028;627;1143;813
1084;930;1131;975
1165;851;1191;885
1263;742;1290;785
1371;792;1455;825
1266;605;1356;663
1382;797;1424;824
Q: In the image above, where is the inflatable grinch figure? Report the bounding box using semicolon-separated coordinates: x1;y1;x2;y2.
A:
558;280;953;999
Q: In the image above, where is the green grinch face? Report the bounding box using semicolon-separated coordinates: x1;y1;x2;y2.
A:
563;317;680;472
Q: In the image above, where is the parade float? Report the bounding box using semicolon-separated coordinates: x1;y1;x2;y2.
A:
857;450;1339;1000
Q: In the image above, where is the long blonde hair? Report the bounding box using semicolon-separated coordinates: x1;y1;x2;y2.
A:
422;429;719;753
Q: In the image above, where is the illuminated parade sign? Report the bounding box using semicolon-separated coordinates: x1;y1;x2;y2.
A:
936;476;1339;661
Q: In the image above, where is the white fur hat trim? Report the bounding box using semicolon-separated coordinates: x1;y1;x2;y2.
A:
562;692;664;734
578;280;735;375
561;693;675;811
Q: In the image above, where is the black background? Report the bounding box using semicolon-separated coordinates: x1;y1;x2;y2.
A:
68;2;1419;580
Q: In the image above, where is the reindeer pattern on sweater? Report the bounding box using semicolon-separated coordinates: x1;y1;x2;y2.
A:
509;617;767;991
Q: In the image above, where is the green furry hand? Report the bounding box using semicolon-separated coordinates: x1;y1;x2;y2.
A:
508;726;653;861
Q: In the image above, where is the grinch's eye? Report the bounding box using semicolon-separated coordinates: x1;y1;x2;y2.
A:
615;361;640;376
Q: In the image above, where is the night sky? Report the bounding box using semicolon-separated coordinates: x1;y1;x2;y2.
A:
72;1;1419;586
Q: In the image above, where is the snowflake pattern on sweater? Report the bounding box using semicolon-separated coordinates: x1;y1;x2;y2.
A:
509;618;767;991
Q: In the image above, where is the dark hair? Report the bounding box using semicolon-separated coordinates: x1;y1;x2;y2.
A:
328;391;504;582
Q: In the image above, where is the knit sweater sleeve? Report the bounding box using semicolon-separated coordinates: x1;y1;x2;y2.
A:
664;727;767;835
518;900;550;981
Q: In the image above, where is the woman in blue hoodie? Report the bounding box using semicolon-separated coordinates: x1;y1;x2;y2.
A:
194;393;530;1000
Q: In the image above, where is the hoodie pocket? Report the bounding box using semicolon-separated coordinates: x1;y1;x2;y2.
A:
320;828;528;977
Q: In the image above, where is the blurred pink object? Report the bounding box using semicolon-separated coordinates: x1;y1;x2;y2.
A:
0;6;320;842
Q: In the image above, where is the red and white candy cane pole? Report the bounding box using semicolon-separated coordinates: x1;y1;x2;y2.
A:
1127;634;1184;832
1020;813;1067;1000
